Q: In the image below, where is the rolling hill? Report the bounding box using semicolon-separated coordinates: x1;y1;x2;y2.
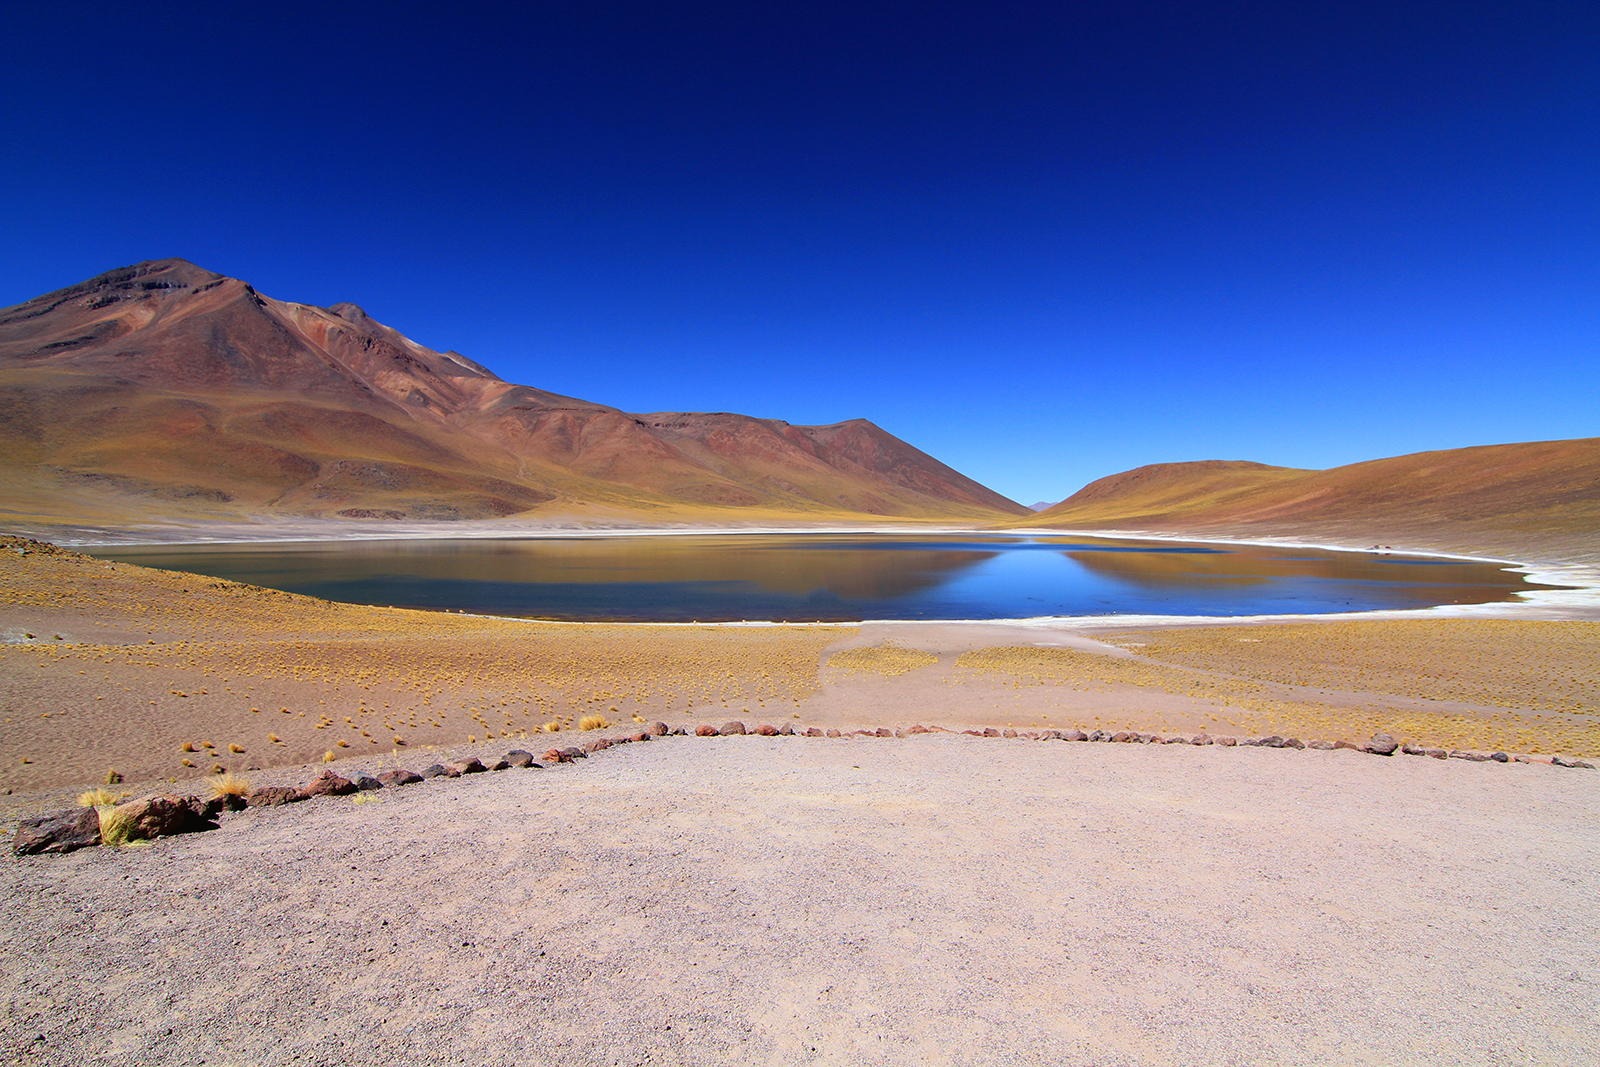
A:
0;260;1026;532
1018;440;1600;562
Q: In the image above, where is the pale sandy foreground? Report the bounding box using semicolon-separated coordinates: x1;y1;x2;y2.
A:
5;737;1599;1067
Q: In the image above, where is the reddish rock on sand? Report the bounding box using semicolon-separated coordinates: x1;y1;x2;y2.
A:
648;722;669;736
825;729;842;738
1366;733;1399;756
448;758;487;775
755;724;779;736
13;807;101;855
376;769;425;787
804;727;824;737
298;772;356;798
695;725;719;737
504;751;536;768
583;738;612;753
117;795;214;839
246;786;300;807
719;721;747;736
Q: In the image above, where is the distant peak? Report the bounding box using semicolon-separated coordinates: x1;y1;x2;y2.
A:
84;258;226;292
328;302;371;323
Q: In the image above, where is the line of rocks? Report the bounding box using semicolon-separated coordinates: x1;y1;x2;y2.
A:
13;724;1593;857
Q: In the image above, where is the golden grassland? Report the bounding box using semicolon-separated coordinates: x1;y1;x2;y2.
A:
826;644;941;677
952;639;1600;757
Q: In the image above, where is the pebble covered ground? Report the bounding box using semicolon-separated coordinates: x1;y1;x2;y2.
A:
5;734;1598;1066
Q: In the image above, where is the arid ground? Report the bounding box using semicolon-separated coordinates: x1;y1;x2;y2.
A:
4;533;1599;1065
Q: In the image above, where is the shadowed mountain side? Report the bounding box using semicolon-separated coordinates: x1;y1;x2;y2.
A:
1019;439;1600;564
0;260;1026;528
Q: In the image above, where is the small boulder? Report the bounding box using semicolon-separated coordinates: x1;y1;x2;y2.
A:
488;759;511;771
1401;742;1426;755
1490;752;1510;763
376;769;424;787
559;747;586;761
1284;738;1305;750
1449;750;1491;762
1192;734;1213;746
648;721;669;737
419;764;450;779
825;728;842;738
118;795;212;839
695;724;720;737
1088;730;1109;742
629;732;652;742
246;786;300;807
1214;736;1238;747
1063;729;1088;742
803;727;824;737
1001;728;1018;738
1553;755;1596;769
876;727;894;738
298;772;356;798
981;727;1001;738
447;758;486;775
778;724;795;736
1258;736;1286;748
1366;733;1399;756
1306;740;1337;751
582;738;612;754
755;724;779;736
350;773;384;791
1334;740;1363;751
13;807;101;855
504;750;535;768
1424;748;1448;759
719;721;747;736
1163;735;1189;745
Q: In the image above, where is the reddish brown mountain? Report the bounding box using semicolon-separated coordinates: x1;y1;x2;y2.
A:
0;259;1025;528
1019;441;1600;562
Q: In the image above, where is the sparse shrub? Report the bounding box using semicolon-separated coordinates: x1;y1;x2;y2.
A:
180;741;196;753
579;715;611;731
77;787;127;808
542;720;562;733
208;772;250;800
322;750;336;762
227;742;245;754
105;768;123;785
97;805;136;848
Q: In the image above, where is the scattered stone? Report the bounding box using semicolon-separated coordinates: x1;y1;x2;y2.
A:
627;732;652;743
583;738;612;754
350;773;384;791
981;727;1001;737
875;727;894;738
1553;755;1597;769
419;764;449;779
1450;750;1491;762
559;747;586;761
824;728;842;738
778;724;795;735
719;721;747;736
1284;738;1305;750
13;807;101;855
504;750;535;768
1401;742;1426;755
1088;730;1108;742
1111;731;1135;743
1335;741;1363;751
1366;733;1399;756
1215;736;1237;747
246;786;300;807
908;724;933;735
376;769;424;787
1258;736;1286;748
1490;752;1510;763
1192;734;1213;746
695;724;719;737
648;721;669;737
804;727;824;737
448;758;486;775
1163;736;1189;745
298;771;356;798
755;724;779;736
1306;740;1337;750
1424;748;1448;759
1063;729;1088;742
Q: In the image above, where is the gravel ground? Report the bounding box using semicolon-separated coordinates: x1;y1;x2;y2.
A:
4;736;1599;1066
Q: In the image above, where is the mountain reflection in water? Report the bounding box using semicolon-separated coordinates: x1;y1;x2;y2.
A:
91;533;1555;621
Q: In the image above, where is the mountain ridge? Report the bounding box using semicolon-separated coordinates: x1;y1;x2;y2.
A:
0;259;1026;528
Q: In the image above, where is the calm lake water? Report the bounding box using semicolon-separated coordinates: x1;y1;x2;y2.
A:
89;533;1556;622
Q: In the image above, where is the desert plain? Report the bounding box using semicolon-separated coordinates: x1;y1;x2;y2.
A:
3;525;1600;1066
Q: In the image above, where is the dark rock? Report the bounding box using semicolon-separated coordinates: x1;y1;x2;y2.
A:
246;786;300;807
298;771;356;798
487;759;511;771
559;747;586;761
13;807;101;855
695;724;719;737
118;795;213;839
419;764;450;779
447;758;486;775
1553;755;1596;769
504;750;535;768
1490;752;1510;763
629;732;652;742
350;773;384;791
1366;733;1399;756
670;726;688;736
376;769;424;787
719;721;747;736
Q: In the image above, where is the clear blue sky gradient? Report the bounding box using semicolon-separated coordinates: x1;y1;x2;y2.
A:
3;2;1596;503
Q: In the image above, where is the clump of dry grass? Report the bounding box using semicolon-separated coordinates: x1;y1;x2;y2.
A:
542;720;563;733
226;742;245;754
96;804;137;848
207;772;251;800
321;750;336;763
77;786;127;808
579;714;611;731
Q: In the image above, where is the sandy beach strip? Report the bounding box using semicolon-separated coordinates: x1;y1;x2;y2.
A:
5;735;1598;1066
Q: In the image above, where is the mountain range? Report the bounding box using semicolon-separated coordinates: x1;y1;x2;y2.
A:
0;260;1025;529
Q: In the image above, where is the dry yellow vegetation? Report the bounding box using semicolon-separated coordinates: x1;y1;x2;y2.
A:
827;644;940;677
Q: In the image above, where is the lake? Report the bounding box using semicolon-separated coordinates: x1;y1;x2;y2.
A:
87;533;1558;622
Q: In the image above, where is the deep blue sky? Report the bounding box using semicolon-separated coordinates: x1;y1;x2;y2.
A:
3;2;1596;504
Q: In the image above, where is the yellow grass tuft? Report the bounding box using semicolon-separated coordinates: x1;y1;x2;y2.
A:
208;772;251;799
97;804;137;848
77;787;127;808
542;720;562;733
579;714;611;731
322;750;336;763
829;644;939;677
227;742;245;754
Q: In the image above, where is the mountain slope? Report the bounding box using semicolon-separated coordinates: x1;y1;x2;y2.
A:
1019;440;1600;562
0;259;1025;528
